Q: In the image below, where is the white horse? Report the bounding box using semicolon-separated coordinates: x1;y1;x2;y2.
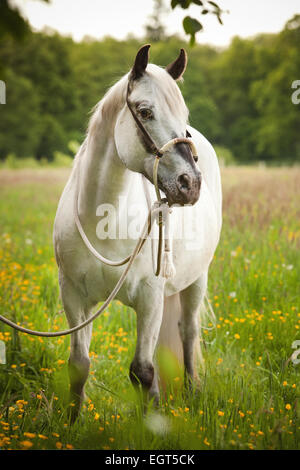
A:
53;45;222;420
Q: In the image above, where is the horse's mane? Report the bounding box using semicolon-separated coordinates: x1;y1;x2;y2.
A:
87;73;129;137
87;64;189;138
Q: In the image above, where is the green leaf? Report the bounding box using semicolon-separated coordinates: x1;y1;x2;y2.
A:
177;0;192;9
182;16;203;35
202;9;209;14
192;0;203;5
171;0;180;9
183;16;203;46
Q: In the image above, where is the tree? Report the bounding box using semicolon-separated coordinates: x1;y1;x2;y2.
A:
0;0;51;41
0;69;41;158
250;16;300;161
0;31;79;160
207;37;260;161
145;0;168;42
0;0;29;41
36;115;66;160
1;15;299;164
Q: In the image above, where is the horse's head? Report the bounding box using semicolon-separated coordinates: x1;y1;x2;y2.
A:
114;45;201;206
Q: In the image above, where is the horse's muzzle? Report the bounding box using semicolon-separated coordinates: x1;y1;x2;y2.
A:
166;170;202;206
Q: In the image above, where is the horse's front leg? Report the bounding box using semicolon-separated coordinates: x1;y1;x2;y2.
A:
179;272;208;387
59;270;93;422
130;284;164;405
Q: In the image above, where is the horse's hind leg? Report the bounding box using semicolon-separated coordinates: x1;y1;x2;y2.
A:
59;270;92;421
179;272;208;386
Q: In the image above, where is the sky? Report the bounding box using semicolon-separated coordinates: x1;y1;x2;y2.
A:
12;0;300;47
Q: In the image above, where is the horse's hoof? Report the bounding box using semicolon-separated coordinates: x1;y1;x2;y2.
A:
68;404;80;424
68;391;84;424
149;392;160;407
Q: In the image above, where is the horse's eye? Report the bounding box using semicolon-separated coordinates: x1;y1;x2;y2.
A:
139;108;153;120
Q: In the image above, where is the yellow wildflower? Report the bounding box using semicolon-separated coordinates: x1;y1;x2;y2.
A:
20;440;33;449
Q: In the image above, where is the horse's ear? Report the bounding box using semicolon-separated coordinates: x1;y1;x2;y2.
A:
166;49;188;81
130;44;151;81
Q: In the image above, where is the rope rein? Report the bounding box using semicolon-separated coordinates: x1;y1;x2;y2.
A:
0;82;198;338
0;204;159;337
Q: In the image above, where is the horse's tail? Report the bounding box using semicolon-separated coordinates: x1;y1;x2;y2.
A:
158;293;184;366
157;293;215;388
156;293;205;386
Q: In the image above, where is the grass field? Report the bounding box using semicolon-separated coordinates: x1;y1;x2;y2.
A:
0;166;299;450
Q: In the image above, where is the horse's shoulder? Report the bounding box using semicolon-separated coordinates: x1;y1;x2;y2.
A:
187;126;222;226
187;126;218;163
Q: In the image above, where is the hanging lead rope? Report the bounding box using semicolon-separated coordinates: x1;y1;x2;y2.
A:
0;203;163;337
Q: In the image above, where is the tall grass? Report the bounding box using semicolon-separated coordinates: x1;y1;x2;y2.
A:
0;166;299;450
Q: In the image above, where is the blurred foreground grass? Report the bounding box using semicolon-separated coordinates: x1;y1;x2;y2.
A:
0;166;299;450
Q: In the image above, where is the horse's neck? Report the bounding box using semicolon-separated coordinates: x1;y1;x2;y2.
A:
77;119;129;219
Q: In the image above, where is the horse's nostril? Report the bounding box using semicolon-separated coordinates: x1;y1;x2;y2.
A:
177;173;191;191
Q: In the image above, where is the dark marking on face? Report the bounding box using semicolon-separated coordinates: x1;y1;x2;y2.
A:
175;140;197;169
135;123;154;154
